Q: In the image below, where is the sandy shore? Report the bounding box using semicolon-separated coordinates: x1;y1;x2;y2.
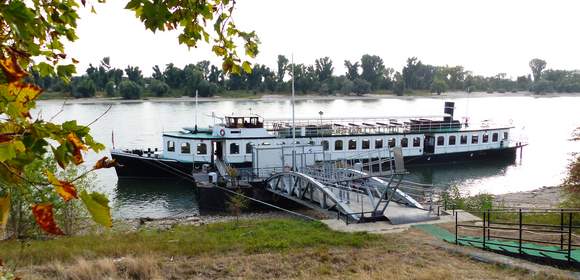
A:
493;185;563;208
37;91;580;105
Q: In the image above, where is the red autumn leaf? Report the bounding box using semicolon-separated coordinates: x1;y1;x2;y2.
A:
46;171;78;201
31;203;64;235
93;156;119;170
0;56;27;83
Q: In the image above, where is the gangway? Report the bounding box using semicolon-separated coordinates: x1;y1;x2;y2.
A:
261;147;440;224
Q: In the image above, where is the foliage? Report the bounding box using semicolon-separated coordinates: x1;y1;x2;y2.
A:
561;129;580;208
119;80;142;100
352;78;371;95
149;79;169;97
442;185;493;212
529;58;547;82
72;77;96;98
226;189;249;224
430;78;448;95
105;81;116;97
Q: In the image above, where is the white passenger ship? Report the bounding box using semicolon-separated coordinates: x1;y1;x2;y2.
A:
111;102;523;178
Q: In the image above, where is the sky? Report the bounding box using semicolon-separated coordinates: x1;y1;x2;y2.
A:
68;0;580;78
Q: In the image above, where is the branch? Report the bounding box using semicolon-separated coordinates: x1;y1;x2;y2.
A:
85;104;112;127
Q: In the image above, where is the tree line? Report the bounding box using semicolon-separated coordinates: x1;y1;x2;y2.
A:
28;56;580;99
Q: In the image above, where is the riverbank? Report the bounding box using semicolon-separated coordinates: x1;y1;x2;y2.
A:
494;185;563;208
1;217;573;279
37;90;580;105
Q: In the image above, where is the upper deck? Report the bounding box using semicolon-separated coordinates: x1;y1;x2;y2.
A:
265;115;513;138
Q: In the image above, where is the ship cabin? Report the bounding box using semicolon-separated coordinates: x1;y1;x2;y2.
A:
161;113;516;168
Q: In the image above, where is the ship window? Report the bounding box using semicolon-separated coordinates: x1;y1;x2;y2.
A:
413;137;421;147
308;140;315;145
460;135;467;144
449;136;456;145
362;139;370;149
472;134;479;144
503;132;509;140
348;139;357;150
388;138;396;148
246;142;253;154
197;143;207;155
492;133;499;142
375;139;383;149
230;143;240;154
335;140;343;151
401;137;408;148
437;136;445;146
262;142;271;146
167;141;175;152
482;133;489;143
181;142;190;154
321;140;329;151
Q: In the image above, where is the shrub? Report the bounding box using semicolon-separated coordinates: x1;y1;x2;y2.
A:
119;80;142;99
352;78;371;95
149;79;169;97
73;77;96;98
105;81;116;97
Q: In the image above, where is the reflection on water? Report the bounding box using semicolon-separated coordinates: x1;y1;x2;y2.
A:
113;179;198;219
34;96;580;218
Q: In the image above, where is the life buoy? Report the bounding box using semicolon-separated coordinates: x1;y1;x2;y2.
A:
219;129;226;136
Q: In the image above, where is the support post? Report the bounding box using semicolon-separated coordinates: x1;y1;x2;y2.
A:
560;209;564;250
518;208;523;254
482;212;486;249
455;213;458;245
487;209;491;240
568;212;573;263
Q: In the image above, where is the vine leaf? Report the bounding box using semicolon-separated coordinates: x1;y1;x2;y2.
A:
46;171;77;202
93;156;119;170
80;190;112;227
0;56;27;83
31;203;64;235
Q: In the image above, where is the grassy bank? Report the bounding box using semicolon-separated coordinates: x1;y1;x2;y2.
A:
0;218;570;279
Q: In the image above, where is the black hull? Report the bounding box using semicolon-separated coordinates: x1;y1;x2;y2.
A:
111;152;193;179
111;147;517;179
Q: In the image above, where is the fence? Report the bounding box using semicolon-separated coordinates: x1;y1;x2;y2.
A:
455;208;580;264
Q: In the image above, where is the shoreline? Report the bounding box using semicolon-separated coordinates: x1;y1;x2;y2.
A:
37;91;580;105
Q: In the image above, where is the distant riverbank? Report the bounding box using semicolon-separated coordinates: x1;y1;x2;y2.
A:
37;90;580;105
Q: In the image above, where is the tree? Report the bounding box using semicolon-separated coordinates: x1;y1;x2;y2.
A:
529;58;547;82
344;60;360;81
561;129;580;208
352;78;371;95
430;78;448;95
276;55;289;83
314;57;334;82
152;65;163;80
0;0;259;237
73;77;96;98
149;79;169;97
124;66;143;84
119;80;142;99
105;81;116;97
393;72;405;96
360;54;386;90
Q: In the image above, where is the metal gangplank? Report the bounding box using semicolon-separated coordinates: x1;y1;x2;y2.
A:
263;147;440;224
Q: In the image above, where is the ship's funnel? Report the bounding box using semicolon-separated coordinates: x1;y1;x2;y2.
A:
444;101;455;122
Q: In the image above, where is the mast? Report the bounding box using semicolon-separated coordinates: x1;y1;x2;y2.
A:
291;54;296;170
194;89;198;132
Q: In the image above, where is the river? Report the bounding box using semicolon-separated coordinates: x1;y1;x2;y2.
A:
35;95;580;218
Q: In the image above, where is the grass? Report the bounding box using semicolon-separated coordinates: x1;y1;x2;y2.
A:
1;218;574;279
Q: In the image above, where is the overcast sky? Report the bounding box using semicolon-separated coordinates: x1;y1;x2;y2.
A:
67;0;580;78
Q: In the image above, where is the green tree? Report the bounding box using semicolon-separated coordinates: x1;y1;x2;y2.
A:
73;77;96;98
105;81;116;97
149;79;169;97
276;55;289;83
529;58;547;82
119;80;142;99
314;57;334;82
430;78;448;95
352;78;371;95
124;66;143;84
393;72;405;96
344;60;360;81
360;54;386;90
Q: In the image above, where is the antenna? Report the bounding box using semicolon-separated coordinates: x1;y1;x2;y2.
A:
291;54;296;170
